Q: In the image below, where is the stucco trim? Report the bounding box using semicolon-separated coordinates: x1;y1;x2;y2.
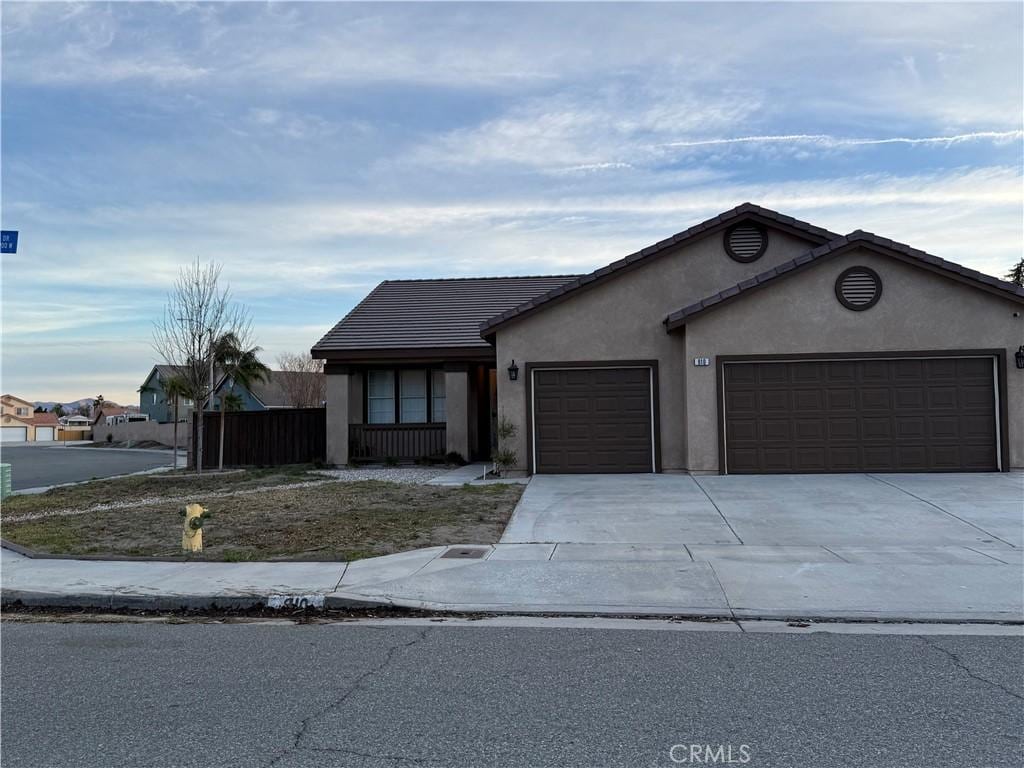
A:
714;350;1010;475
523;360;662;475
480;203;838;339
667;234;1024;331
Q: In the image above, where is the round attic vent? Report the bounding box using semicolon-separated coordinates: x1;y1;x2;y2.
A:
724;222;768;263
835;266;882;310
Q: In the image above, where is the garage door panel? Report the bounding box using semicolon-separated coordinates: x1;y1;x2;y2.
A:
860;388;891;410
759;391;790;411
724;356;998;473
534;367;653;473
928;387;957;409
1;427;28;442
726;391;757;412
826;389;857;410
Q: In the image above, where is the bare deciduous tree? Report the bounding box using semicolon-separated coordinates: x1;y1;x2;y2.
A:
152;259;252;474
276;352;326;408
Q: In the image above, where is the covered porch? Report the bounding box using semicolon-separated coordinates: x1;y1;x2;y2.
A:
327;360;496;465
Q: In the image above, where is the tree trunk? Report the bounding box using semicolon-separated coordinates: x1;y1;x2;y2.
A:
172;401;179;469
196;406;204;475
218;405;226;471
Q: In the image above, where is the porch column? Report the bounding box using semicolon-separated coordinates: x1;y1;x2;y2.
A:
325;368;350;466
444;365;470;460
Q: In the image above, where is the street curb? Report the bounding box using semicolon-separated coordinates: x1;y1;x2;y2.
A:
2;590;271;611
3;589;1022;625
323;591;1023;625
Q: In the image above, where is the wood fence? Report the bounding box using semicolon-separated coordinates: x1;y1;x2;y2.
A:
192;408;325;468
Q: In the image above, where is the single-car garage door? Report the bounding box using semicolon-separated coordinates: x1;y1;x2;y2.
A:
533;366;655;473
723;356;999;473
1;426;28;442
35;427;55;441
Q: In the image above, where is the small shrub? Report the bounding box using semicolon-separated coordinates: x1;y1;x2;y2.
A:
384;456;399;467
445;451;467;466
105;433;113;443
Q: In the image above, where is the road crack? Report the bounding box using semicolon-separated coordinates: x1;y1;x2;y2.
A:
267;628;432;767
917;635;1023;702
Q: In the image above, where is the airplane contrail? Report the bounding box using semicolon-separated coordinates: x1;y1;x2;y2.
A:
662;130;1023;149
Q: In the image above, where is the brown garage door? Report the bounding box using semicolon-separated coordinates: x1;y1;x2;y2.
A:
723;357;998;473
533;367;653;473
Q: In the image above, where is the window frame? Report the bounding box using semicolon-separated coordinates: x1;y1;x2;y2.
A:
363;367;445;425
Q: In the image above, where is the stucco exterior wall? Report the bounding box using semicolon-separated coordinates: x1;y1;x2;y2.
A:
493;228;821;472
683;247;1024;471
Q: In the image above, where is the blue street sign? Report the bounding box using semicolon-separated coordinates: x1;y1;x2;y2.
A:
1;231;18;254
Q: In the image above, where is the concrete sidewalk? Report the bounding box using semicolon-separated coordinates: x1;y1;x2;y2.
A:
3;542;1021;623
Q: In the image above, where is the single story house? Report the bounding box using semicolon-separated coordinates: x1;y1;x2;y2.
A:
311;203;1024;475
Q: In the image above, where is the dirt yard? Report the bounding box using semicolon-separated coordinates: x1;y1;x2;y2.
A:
1;469;524;561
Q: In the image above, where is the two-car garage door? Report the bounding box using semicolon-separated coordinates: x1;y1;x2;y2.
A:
723;356;999;473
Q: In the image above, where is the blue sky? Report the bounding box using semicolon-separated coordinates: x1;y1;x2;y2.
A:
2;2;1022;405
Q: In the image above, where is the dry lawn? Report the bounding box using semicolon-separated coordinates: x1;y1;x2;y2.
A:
2;476;523;561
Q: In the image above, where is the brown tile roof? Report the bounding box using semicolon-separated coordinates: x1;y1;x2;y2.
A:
312;276;581;358
664;230;1024;330
478;202;840;337
31;412;59;426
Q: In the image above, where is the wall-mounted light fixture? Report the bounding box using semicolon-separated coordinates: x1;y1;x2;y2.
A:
1016;345;1024;370
507;360;520;381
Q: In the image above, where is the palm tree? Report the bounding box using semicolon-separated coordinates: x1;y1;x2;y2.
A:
213;333;270;471
163;375;191;470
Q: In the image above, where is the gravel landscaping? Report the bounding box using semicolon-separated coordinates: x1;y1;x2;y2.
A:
312;467;448;484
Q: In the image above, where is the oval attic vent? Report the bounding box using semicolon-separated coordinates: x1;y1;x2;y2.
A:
835;266;882;310
724;223;768;263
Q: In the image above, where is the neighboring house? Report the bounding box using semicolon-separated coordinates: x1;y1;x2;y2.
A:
139;365;195;423
1;395;41;442
211;371;325;411
58;414;92;426
93;406;149;427
312;203;1024;474
31;411;59;441
0;398;61;442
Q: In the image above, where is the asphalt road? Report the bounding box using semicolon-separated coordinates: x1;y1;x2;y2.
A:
0;445;174;489
1;621;1021;768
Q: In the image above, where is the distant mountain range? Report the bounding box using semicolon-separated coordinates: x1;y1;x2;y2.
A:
33;398;129;412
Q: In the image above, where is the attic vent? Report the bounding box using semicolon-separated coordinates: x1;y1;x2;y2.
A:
724;223;768;263
835;266;882;310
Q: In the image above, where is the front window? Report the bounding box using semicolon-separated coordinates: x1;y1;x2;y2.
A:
183;398;193;407
400;369;427;423
431;370;446;423
367;370;395;424
16;407;27;416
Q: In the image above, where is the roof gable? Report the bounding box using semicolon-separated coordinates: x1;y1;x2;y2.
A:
665;230;1024;330
479;203;839;338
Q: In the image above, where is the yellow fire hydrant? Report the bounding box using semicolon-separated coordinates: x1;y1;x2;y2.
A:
181;503;210;552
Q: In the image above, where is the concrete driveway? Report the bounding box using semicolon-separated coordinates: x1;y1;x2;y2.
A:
1;444;178;490
501;472;1023;563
